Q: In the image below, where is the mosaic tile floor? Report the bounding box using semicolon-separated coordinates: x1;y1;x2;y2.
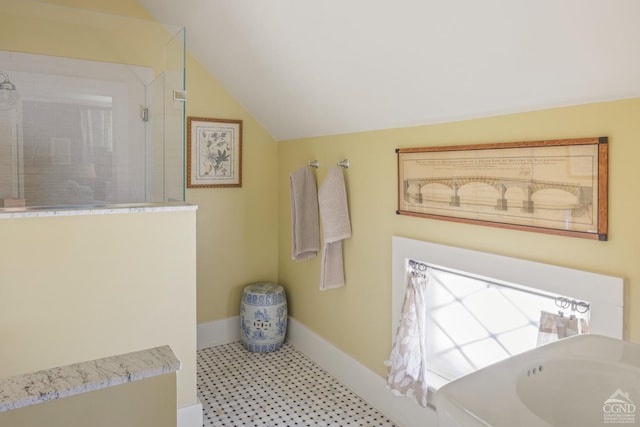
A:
198;342;398;427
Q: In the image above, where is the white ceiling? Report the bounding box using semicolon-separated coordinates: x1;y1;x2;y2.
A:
140;0;640;141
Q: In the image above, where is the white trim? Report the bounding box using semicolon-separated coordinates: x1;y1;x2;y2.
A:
177;401;203;427
392;236;625;341
287;317;438;427
197;316;240;350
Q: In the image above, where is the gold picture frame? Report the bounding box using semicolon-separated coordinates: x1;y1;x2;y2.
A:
397;137;608;240
187;117;243;188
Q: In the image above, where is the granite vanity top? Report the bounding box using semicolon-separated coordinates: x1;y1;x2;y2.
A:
0;202;196;219
0;345;180;412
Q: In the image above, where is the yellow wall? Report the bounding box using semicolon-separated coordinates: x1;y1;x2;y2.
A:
35;0;154;19
0;0;279;325
7;0;640;394
0;0;167;73
278;98;640;377
0;374;176;427
185;56;279;323
0;1;199;411
0;210;197;409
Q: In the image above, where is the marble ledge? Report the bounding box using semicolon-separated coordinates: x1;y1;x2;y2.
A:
0;202;197;220
0;345;181;413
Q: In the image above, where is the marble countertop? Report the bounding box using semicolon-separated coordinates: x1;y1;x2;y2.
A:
0;202;197;219
0;345;181;413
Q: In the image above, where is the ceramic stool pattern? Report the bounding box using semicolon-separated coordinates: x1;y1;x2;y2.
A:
240;282;287;352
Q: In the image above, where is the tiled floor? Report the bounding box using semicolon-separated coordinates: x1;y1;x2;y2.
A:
198;342;398;427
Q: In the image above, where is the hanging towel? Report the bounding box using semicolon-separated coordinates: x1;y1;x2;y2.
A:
318;166;351;290
536;310;587;347
289;166;320;261
384;271;430;408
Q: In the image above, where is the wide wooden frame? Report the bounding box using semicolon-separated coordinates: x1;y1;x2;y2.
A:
187;117;243;188
397;137;608;240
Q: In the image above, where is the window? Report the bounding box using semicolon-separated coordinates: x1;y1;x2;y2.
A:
419;264;589;383
391;236;624;394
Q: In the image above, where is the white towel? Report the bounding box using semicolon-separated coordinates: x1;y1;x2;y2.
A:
318;166;351;290
289;166;320;261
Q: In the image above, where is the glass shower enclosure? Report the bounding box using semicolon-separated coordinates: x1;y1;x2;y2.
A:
0;0;186;209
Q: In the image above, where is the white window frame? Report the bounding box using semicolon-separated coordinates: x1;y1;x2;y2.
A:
392;236;624;390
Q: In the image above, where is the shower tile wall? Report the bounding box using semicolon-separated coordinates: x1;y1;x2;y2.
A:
0;51;154;207
0;111;18;200
21;101;109;205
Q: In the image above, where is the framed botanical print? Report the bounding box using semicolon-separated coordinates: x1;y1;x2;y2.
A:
187;117;243;188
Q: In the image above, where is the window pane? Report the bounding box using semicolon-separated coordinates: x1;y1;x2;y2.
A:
418;264;590;382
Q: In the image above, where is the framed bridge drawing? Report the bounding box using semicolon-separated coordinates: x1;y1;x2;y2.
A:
397;137;608;240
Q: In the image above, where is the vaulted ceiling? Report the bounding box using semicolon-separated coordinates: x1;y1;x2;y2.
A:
140;1;640;141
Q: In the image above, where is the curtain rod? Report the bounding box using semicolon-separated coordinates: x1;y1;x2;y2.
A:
407;258;591;312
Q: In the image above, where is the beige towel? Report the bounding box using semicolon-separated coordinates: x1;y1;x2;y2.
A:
318;166;351;290
536;310;588;346
289;166;320;261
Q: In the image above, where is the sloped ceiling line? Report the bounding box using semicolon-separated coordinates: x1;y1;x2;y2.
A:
140;0;640;141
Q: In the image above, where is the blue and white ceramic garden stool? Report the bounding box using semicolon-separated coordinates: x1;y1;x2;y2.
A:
240;282;288;352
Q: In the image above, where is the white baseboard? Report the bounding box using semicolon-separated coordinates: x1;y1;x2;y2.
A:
196;316;438;427
197;316;240;350
287;317;438;427
177;401;203;427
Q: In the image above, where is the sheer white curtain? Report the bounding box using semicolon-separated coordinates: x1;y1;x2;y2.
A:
384;266;429;407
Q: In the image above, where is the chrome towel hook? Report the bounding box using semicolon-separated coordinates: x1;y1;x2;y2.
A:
337;159;350;169
307;160;320;168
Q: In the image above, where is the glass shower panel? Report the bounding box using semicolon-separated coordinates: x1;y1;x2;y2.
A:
145;27;185;203
0;108;22;204
0;1;185;210
2;56;151;207
164;28;186;202
146;73;165;203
